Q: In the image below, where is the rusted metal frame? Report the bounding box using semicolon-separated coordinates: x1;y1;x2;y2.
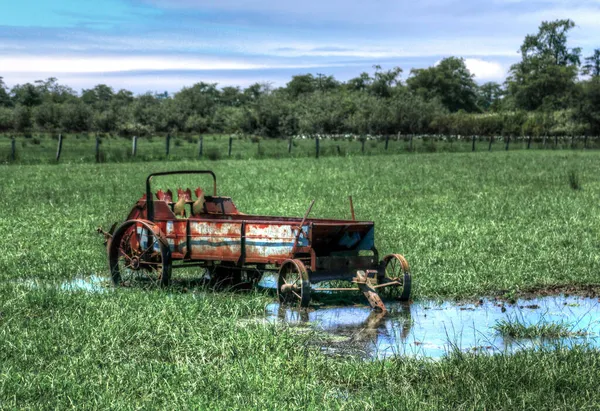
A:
238;220;247;266
190;212;373;226
184;219;191;260
372;281;401;289
146;170;217;222
315;255;376;272
290;200;315;254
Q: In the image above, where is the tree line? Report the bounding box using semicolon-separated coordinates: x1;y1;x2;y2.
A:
0;19;599;138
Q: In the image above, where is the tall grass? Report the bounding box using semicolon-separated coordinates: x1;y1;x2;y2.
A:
1;150;600;299
2;282;600;409
2;151;600;408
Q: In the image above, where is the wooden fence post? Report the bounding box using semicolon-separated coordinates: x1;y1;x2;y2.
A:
165;134;171;156
228;136;233;157
472;135;476;152
11;136;15;162
527;135;532;149
554;135;558;149
198;135;203;158
315;136;320;159
56;133;63;162
571;135;575;149
543;135;547;148
488;136;493;151
505;135;510;151
132;135;138;157
361;138;365;154
409;134;413;151
95;135;100;162
584;135;588;149
385;135;389;150
288;136;292;153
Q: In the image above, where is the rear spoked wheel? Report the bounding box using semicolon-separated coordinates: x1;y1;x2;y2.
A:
108;220;171;288
277;259;311;308
378;254;411;301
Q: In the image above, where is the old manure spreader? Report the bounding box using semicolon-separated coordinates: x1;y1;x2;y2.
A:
99;170;411;311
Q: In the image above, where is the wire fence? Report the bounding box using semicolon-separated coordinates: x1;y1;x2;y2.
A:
1;133;599;165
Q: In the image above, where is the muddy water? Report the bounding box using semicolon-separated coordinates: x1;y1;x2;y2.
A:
16;275;600;359
265;296;600;359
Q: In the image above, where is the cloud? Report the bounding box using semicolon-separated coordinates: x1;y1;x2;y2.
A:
0;55;350;74
464;58;507;80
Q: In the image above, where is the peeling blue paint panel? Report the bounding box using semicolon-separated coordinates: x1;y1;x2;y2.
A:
339;231;361;248
356;227;375;250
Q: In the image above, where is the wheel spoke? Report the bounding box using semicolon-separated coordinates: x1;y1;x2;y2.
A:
140;238;159;258
118;247;133;261
292;291;302;300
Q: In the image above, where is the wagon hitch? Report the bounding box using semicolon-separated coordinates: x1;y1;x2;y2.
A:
96;223;117;246
314;269;388;312
354;270;387;312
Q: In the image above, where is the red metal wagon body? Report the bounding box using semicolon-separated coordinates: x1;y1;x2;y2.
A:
102;170;411;311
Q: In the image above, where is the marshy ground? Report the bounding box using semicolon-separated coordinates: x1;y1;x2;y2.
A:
2;150;600;408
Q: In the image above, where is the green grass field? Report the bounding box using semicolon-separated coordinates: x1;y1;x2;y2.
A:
2;151;600;408
1;133;596;165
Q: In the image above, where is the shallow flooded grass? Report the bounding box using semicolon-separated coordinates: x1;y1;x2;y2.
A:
493;316;584;339
2;281;600;409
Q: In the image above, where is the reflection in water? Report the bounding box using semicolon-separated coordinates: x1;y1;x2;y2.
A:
266;295;600;359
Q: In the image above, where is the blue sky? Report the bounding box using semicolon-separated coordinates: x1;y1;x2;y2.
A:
0;0;599;93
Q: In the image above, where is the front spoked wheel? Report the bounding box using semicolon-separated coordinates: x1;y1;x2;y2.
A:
108;220;171;288
378;254;411;301
277;259;311;308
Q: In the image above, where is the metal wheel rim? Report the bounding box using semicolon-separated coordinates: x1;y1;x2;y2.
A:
110;222;168;288
277;260;310;307
379;254;411;301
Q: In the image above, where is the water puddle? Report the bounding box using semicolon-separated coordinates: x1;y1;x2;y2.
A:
60;275;108;292
265;296;600;359
12;275;109;293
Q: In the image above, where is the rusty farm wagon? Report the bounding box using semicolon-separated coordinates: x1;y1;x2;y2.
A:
100;170;411;311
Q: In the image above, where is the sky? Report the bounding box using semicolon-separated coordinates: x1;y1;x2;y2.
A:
0;0;599;94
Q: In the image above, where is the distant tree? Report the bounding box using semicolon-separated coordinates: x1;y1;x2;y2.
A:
315;73;340;93
506;19;581;111
582;49;600;77
60;102;92;132
285;74;316;97
33;102;62;131
574;78;600;135
407;57;479;112
0;77;11;107
174;82;220;117
0;107;12;131
477;82;504;111
220;86;245;107
345;72;372;92
12;105;32;132
370;65;403;98
35;78;76;104
112;89;134;107
82;84;114;110
11;83;43;107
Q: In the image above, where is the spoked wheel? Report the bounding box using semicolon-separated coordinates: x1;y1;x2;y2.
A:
377;254;411;301
277;259;311;308
108;220;172;288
